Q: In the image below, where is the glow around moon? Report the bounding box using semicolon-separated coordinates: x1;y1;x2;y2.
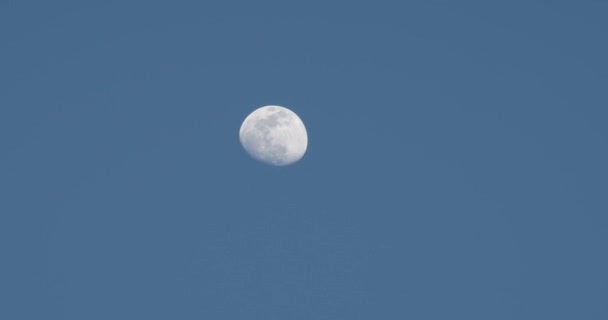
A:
239;105;308;166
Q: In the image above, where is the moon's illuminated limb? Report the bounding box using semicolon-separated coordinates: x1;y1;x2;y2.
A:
239;105;308;166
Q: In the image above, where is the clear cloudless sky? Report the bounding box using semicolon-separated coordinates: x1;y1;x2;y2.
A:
1;0;606;319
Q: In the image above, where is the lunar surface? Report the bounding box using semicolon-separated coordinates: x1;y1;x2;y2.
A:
239;105;308;166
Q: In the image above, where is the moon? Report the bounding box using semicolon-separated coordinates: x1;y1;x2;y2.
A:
239;105;308;166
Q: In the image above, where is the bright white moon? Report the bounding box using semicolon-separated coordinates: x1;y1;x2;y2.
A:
239;105;308;166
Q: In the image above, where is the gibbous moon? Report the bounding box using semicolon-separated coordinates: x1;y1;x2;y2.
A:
239;105;308;166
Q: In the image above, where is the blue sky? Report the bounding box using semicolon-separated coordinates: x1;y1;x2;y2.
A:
1;1;607;319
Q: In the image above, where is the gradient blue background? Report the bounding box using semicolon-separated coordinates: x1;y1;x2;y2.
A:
1;1;606;319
